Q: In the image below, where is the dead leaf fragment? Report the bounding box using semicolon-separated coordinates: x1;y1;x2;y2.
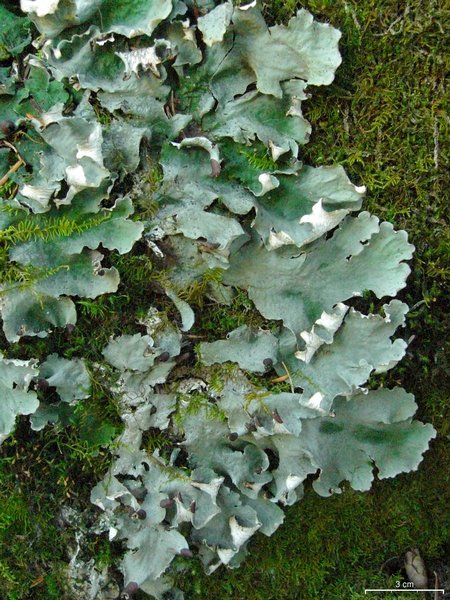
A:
404;548;428;588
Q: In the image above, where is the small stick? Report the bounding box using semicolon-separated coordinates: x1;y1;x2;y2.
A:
183;334;206;339
434;571;439;600
271;374;288;383
281;361;294;393
1;139;20;155
164;91;176;119
0;158;24;187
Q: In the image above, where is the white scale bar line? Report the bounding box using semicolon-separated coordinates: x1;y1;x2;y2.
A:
364;590;445;594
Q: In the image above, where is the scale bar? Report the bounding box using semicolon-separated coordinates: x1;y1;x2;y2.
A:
364;590;445;594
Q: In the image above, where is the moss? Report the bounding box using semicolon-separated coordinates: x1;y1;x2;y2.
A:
0;434;78;598
1;1;448;598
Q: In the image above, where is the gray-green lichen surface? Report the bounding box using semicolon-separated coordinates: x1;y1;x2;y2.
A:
0;1;436;597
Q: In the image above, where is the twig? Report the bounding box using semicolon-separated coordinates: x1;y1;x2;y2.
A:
281;361;294;393
170;90;175;116
1;139;20;155
271;374;288;383
374;4;410;36
1;138;26;176
184;334;206;339
164;91;176;119
0;158;25;187
433;116;439;170
341;0;361;31
434;571;439;600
